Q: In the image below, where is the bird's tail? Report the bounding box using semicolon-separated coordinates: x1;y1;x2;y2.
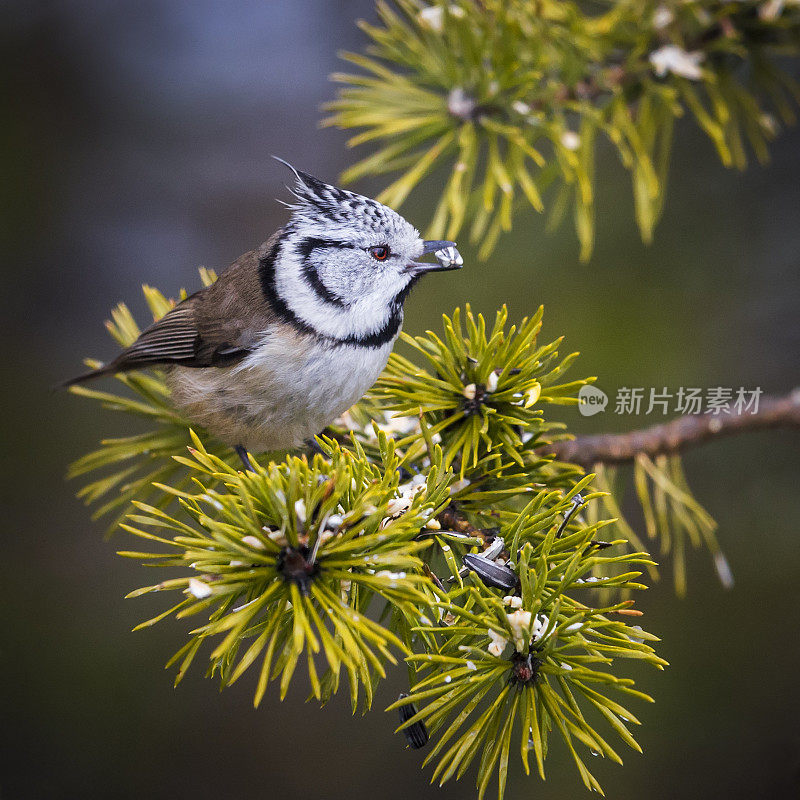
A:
60;363;116;389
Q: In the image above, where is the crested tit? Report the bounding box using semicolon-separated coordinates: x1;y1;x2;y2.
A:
67;161;463;467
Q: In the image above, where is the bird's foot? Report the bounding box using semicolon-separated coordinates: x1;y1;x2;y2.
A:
304;437;326;457
234;444;256;473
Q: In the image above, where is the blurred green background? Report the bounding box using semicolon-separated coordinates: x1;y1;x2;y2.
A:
2;2;799;798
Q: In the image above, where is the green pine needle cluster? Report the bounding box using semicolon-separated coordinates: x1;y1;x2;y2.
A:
121;432;451;710
69;286;739;796
580;456;729;597
394;529;663;798
324;0;800;258
374;305;589;474
66;269;228;537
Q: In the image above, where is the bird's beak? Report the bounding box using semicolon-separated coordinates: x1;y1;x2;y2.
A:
406;240;464;276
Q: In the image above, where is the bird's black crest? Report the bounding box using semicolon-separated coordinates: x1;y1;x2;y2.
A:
272;155;391;228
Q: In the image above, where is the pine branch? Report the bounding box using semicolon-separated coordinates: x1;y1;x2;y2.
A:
326;0;800;258
545;390;800;468
77;295;762;793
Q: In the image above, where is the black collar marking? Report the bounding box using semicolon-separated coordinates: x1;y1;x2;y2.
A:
258;237;404;349
296;237;351;308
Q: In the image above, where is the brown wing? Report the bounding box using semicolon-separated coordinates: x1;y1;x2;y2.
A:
110;303;205;366
65;233;282;386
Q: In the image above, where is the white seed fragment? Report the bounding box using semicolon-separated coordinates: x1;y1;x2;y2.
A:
387;496;412;516
418;5;444;32
376;570;406;580
294;499;307;524
507;609;532;650
488;641;505;657
532;613;550;642
334;409;357;431
242;535;266;550
487;628;509;657
652;5;673;29
649;45;704;81
628;625;645;644
444;675;452;684
713;552;735;589
462;383;477;400
434;245;463;269
503;595;523;609
465;660;477;671
449;478;471;494
447;87;473;119
760;113;778;135
424;518;442;531
560;130;581;151
759;0;786;21
524;383;542;408
188;578;211;599
375;413;422;439
486;371;499;393
482;536;505;561
201;493;223;510
267;529;288;546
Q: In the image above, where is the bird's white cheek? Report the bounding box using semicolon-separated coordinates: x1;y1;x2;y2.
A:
384;268;413;297
277;251;394;340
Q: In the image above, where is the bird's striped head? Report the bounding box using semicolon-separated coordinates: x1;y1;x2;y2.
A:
264;160;461;347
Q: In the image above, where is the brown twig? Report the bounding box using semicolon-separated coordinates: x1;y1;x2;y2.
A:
541;390;800;469
437;504;482;537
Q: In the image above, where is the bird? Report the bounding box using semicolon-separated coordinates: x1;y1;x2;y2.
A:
66;160;463;470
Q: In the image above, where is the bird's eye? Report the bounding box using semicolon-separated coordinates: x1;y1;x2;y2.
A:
368;245;390;261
